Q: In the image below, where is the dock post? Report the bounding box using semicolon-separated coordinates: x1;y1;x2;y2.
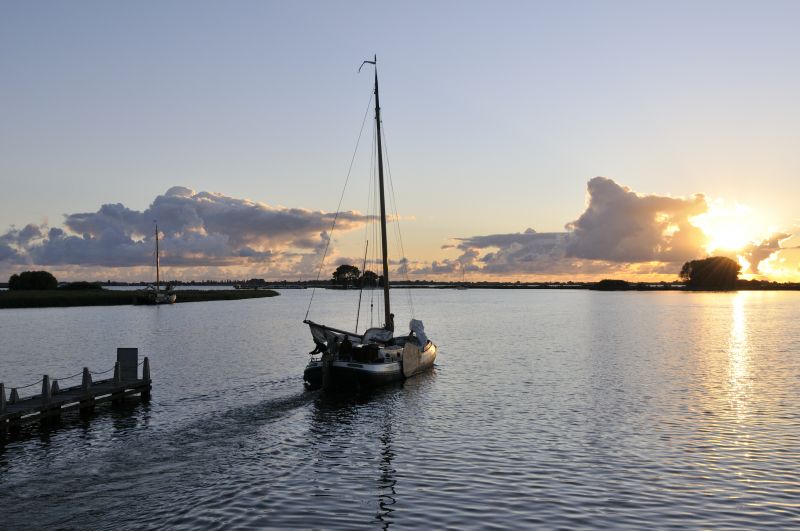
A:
0;384;5;437
42;375;51;404
50;378;62;421
112;361;123;405
80;367;94;414
41;374;60;421
141;357;152;400
10;388;19;404
82;367;92;392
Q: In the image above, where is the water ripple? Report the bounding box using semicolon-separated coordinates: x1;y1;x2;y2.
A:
2;291;800;528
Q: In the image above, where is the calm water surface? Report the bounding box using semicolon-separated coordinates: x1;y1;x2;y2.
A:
1;289;799;529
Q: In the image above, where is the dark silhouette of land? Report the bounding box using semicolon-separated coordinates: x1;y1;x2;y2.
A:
2;270;279;308
4;255;800;302
0;289;278;309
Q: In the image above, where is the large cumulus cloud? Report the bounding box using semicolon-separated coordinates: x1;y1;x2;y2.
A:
427;177;716;280
565;177;708;262
1;187;370;272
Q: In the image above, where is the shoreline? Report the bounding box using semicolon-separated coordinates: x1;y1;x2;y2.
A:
0;289;279;309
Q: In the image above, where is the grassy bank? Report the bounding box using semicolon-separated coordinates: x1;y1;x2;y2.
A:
0;289;279;309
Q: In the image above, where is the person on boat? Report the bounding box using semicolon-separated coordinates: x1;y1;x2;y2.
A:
339;336;353;360
309;339;326;355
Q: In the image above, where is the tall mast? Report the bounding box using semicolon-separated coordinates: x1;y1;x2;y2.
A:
155;222;160;292
373;58;392;330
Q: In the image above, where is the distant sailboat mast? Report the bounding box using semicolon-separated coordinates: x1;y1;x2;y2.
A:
155;222;161;293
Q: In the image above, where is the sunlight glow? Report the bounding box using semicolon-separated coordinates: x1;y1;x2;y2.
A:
756;251;786;278
737;255;751;273
728;292;752;420
691;202;762;253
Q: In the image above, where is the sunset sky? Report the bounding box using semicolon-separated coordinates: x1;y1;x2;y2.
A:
2;1;800;282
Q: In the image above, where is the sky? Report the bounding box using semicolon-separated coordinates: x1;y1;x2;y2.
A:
2;1;800;282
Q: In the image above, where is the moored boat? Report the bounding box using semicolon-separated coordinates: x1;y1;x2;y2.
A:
137;222;176;305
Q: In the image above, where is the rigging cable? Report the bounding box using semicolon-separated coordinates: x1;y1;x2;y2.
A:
355;239;368;333
380;125;416;320
305;92;374;321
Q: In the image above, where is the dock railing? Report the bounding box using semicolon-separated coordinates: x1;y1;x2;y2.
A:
1;348;151;435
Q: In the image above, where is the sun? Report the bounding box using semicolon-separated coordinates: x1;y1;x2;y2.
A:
691;201;763;253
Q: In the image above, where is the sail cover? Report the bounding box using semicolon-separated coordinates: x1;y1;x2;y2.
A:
409;319;428;346
307;322;362;346
363;327;394;343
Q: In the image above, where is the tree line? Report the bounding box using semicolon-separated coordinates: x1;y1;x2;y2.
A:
331;264;383;288
7;271;102;291
4;256;745;293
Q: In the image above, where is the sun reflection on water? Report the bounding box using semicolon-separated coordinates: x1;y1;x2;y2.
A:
728;292;751;418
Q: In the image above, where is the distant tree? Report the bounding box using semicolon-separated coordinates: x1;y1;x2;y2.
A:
8;270;58;290
360;270;379;288
332;264;360;287
593;279;631;291
679;256;741;290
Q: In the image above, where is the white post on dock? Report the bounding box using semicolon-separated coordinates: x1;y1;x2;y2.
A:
42;375;51;404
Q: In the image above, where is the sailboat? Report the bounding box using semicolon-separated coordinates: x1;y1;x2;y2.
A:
302;57;437;391
455;262;468;289
143;222;176;304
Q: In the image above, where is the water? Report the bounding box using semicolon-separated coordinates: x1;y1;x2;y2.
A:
105;285;236;291
1;289;799;529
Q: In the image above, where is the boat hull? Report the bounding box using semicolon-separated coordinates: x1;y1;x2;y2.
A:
304;342;437;391
133;292;177;305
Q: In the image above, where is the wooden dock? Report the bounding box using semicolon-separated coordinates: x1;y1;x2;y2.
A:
1;348;151;435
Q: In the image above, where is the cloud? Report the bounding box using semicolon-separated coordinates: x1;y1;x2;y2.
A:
741;232;791;273
417;177;715;280
738;231;800;278
4;178;797;282
0;243;19;263
1;187;370;276
455;229;569;275
565;177;708;262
